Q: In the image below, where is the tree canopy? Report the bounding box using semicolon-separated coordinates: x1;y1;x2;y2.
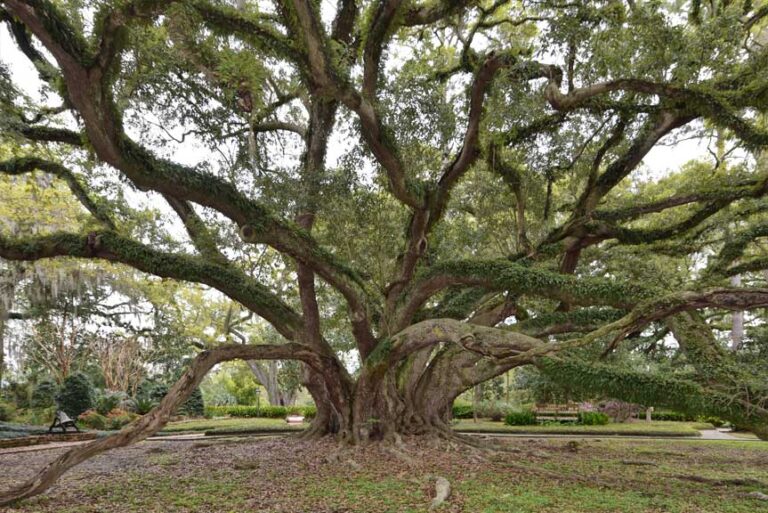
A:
3;0;768;505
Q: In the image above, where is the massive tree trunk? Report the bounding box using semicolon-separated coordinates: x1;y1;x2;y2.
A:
297;319;542;442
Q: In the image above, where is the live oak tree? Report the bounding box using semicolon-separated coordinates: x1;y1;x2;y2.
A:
3;0;768;504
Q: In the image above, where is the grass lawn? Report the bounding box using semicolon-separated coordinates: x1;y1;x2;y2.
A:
2;436;767;512
160;417;304;434
453;419;712;436
160;417;712;437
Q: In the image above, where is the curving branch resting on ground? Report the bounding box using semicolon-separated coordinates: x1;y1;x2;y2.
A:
0;343;319;506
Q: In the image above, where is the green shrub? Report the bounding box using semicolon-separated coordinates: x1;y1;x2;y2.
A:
31;380;57;409
579;411;610;425
78;409;108;430
452;404;473;419
0;402;14;421
475;401;507;422
106;408;138;430
96;392;123;415
204;404;316;418
8;381;32;409
134;395;157;415
650;411;696;422
139;381;204;417
178;387;205;417
504;410;537;426
698;415;725;428
56;373;95;418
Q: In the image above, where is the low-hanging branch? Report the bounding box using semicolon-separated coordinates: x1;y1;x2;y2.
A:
0;341;321;506
0;157;115;230
0;231;303;340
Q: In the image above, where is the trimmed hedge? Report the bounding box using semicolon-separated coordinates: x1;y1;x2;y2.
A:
579;411;610;425
504;410;537;426
205;405;317;419
452;404;474;419
650;411;696;422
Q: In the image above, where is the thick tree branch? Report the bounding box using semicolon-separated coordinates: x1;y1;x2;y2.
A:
397;259;652;329
0;341;320;506
0;231;303;340
163;195;228;265
0;157;115;229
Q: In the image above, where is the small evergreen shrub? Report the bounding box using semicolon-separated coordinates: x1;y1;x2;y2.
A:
31;380;58;409
134;396;157;415
106;408;138;430
56;373;95;418
8;381;32;408
452;404;473;419
96;392;123;415
78;409;108;430
139;381;204;417
579;411;610;425
178;387;205;417
0;402;13;421
504;410;537;426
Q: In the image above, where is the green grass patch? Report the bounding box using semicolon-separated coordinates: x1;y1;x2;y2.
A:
160;417;304;435
453;419;710;436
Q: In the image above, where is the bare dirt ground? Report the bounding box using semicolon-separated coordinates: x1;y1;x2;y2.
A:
1;436;767;512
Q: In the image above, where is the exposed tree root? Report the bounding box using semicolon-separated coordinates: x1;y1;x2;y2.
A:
672;475;767;487
621;459;658;466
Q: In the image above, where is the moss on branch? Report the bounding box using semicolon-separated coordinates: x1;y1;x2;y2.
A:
538;357;768;434
0;230;303;339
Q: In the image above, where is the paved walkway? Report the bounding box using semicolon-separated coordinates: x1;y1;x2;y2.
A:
698;429;744;440
0;440;91;456
0;428;757;455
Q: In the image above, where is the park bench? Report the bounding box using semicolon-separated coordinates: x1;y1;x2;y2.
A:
285;414;305;425
533;403;580;422
48;410;80;434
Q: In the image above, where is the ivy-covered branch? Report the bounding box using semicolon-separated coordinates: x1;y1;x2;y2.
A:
594;177;763;221
397;259;653;329
0;231;304;340
401;0;477;26
702;223;768;279
0;157;115;229
537;357;768;438
163;195;227;265
3;1;378;323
